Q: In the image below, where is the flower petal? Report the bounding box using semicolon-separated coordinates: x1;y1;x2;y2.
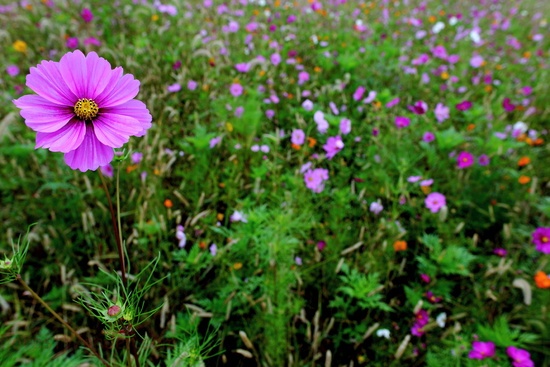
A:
26;60;77;106
102;99;152;136
95;73;140;108
64;125;114;172
35;119;86;152
85;52;115;99
14;95;75;132
92;113;143;148
58;50;88;98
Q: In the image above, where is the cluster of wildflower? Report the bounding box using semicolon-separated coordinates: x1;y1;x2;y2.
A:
468;341;534;367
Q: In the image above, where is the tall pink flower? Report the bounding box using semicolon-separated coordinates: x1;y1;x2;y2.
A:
13;50;152;172
425;192;446;213
457;151;474;169
468;341;495;360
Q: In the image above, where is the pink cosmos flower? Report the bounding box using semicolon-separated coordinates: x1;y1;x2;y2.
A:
395;116;410;129
506;347;534;367
369;201;383;215
502;98;516;112
291;129;305;145
13;51;152;172
187;80;198;90
470;55;484;68
468;341;496;360
66;37;79;49
339;118;351;135
298;71;310;85
304;168;329;193
230;83;243;97
323;135;344;160
353;86;365;101
314;111;329;134
235;63;250;73
6;65;19;77
532;227;550;254
422;132;435;143
457;151;474;169
386;97;400;108
270;53;281;66
431;45;448;59
478;154;490;166
425;192;446;213
434;103;450;122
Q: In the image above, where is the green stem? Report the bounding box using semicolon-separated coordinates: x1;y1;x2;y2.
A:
98;169;127;287
16;275;111;367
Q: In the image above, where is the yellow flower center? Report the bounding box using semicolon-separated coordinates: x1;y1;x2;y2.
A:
74;98;99;120
543;236;549;243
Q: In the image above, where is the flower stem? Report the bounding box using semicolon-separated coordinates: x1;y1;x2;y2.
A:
16;274;111;367
98;169;127;287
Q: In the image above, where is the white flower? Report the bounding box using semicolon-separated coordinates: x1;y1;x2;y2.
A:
470;30;482;43
449;16;458;26
513;121;528;134
436;312;447;328
432;21;445;34
376;328;391;339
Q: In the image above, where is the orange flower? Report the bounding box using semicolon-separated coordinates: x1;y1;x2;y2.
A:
218;182;226;188
466;123;476;131
440;71;449;80
534;271;550;289
518;176;531;185
126;164;138;173
428;15;436;23
534;138;544;146
314;66;322;73
291;143;301;150
217;213;224;221
199;241;207;249
484;85;493;93
518;157;531;167
233;262;243;270
420;186;431;195
164;199;173;208
13;40;27;53
393;240;407;252
307;137;317;148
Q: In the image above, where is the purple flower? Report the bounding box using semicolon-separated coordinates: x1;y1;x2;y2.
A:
230;83;243;97
415;309;429;327
532;227;550;254
187;80;198;90
235;63;250;73
266;109;275;119
339;118;351;135
66;37;79;49
353;86;365;101
6;65;19;77
270;53;281;66
167;83;181;92
395;116;410;129
314;111;329;134
431;45;448;59
83;37;101;46
304;168;329;193
13;51;152;172
457;151;474;169
425;192;446;213
317;240;327;251
386;97;400;108
100;164;113;178
411;323;425;337
209;136;222;148
302;99;313;111
81;8;93;23
456;100;472;111
468;341;496;360
369;201;383;215
506;346;534;367
408;100;428;114
230;210;247;223
420;274;431;283
478;154;490;166
291;129;305;145
176;225;186;248
434;103;450;122
470;55;484;68
298;71;309;85
407;176;422;183
323;135;344;160
422;132;435;143
419;179;433;186
131;152;143;164
209;244;217;256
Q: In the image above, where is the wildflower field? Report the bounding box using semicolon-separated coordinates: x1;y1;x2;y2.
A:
1;0;550;366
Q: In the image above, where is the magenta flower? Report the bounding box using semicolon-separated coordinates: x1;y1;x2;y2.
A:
298;71;310;85
339;118;351;135
314;111;329;134
470;55;484;68
408;100;428;114
66;37;79;49
532;227;550;254
13;51;152;172
506;347;534;367
270;53;281;66
395;116;410;129
468;341;496;360
478;154;490;166
386;97;400;108
187;80;198;90
434;103;450;123
425;192;446;213
291;129;305;145
431;45;448;59
456;100;472;111
235;63;250;73
457;151;474;169
323;135;344;160
493;248;507;257
502;98;516;112
422;132;435;143
81;8;93;23
353;86;365;101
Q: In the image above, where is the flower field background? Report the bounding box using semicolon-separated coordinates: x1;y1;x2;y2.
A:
1;0;550;366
